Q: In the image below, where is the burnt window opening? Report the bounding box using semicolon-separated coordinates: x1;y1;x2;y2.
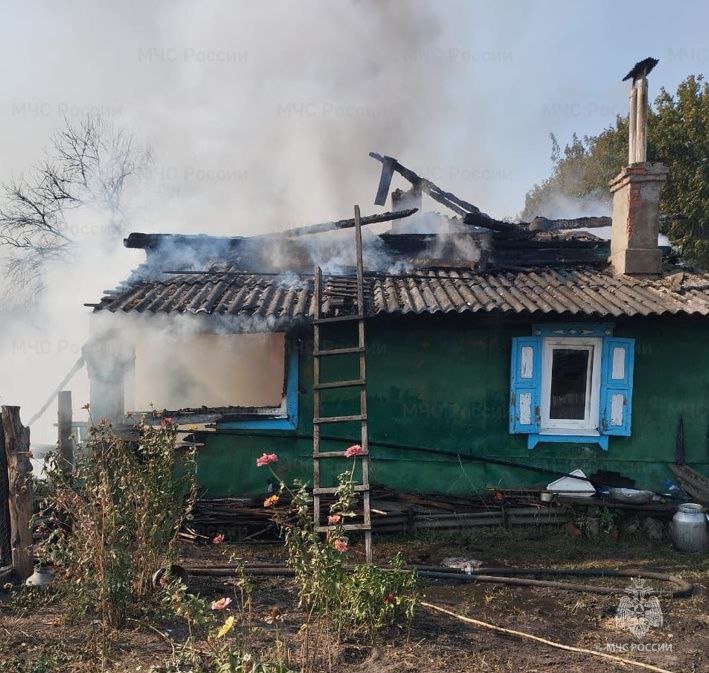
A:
128;332;289;420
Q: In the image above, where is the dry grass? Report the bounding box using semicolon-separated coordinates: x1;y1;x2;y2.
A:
1;528;707;673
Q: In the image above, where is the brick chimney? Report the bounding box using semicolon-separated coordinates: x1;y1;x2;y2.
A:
609;58;667;275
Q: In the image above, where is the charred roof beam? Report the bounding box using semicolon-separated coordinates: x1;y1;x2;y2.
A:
257;207;417;238
369;152;528;238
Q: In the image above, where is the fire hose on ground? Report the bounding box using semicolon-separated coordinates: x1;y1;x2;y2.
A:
151;562;692;673
157;563;692;673
161;563;695;597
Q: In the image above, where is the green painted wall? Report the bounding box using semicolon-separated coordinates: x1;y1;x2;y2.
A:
194;315;709;498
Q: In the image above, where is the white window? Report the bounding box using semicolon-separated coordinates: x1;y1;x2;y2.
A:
540;337;601;434
509;328;635;448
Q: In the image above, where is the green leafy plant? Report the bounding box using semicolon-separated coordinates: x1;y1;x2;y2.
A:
523;74;709;269
261;451;419;642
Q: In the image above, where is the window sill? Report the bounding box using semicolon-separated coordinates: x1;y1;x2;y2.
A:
528;433;609;451
218;416;297;431
539;428;600;436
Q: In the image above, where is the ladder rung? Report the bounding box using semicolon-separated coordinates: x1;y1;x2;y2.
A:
314;379;366;390
324;286;371;292
316;523;371;532
313;347;364;357
313;485;369;495
313;414;366;424
314;314;363;324
314;450;369;458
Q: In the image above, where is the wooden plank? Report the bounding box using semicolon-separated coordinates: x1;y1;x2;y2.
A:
316;523;372;533
313;450;370;458
2;407;33;580
669;464;709;506
313;485;369;495
26;356;85;426
262;207;417;238
374;156;396;205
369;152;475;216
313;346;365;357
313;314;364;324
313;379;366;390
313;414;366;424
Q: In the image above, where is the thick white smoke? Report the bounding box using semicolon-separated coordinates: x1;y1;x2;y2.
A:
0;1;498;448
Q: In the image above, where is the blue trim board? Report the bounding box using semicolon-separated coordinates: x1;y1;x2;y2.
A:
218;344;299;431
528;433;609;451
532;323;614;338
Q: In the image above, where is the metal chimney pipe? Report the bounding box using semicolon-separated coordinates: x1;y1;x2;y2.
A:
628;84;637;163
635;76;648;163
622;58;658;165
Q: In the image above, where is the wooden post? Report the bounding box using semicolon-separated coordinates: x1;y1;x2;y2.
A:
0;421;11;567
2;406;34;580
57;390;74;475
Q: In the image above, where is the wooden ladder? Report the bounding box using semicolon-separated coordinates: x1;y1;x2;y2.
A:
312;205;372;564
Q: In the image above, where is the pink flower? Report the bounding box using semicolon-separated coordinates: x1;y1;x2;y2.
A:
333;538;348;553
327;514;341;525
161;417;175;427
212;533;225;545
344;444;365;458
211;597;232;611
256;453;278;467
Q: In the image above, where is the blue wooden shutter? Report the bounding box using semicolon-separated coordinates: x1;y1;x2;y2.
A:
509;337;542;434
600;338;635;436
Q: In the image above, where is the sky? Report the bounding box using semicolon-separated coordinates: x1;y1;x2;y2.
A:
0;0;707;444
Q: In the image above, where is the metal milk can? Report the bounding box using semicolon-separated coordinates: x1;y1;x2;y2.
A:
670;503;708;553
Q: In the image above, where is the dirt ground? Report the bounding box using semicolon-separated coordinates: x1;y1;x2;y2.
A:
1;528;707;673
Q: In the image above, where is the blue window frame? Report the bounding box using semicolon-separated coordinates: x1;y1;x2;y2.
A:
218;342;299;431
509;324;634;450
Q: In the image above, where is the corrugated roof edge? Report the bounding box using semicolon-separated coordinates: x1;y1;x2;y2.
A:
89;265;709;321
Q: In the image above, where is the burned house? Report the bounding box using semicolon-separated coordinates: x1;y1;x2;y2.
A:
85;64;709;500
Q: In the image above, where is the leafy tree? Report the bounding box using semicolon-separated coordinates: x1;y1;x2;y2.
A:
523;75;709;269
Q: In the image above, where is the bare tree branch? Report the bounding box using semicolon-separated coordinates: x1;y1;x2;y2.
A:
0;114;150;301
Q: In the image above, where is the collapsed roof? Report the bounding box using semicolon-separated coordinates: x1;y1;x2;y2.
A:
90;154;709;325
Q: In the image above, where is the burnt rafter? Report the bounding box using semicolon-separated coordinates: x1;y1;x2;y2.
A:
259;207;417;238
462;211;530;237
369;151;481;215
369;152;528;237
528;216;612;232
